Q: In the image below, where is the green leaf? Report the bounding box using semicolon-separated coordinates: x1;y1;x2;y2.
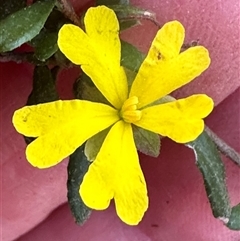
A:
132;125;160;157
187;131;231;219
145;95;176;108
73;72;110;105
27;65;59;105
121;40;145;72
31;29;58;61
44;8;67;31
0;0;56;52
0;0;26;20
110;5;156;24
24;65;59;144
119;19;139;31
123;67;137;88
67;145;92;225
96;0;129;6
227;204;240;230
84;128;110;162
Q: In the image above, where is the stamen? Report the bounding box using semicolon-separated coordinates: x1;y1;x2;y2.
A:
120;96;142;123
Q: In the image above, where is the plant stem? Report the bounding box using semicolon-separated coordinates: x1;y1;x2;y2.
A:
56;0;81;27
110;5;161;28
0;52;55;65
205;126;240;166
0;52;34;64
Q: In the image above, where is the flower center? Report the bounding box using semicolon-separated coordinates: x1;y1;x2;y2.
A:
120;96;142;123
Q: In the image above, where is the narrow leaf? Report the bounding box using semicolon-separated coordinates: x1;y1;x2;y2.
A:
121;40;145;72
73;73;110;105
132;125;160;157
0;0;26;20
27;65;59;105
96;0;129;6
110;5;157;25
227;204;240;230
0;0;56;52
44;8;67;31
119;19;139;31
67;145;92;225
24;65;58;144
187;131;231;219
31;30;58;61
85;128;110;162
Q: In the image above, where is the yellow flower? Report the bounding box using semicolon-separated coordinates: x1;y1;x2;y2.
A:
12;6;214;225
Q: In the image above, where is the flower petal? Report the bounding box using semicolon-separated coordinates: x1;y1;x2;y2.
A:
134;94;214;143
130;21;211;108
58;6;128;109
12;100;119;168
80;121;148;225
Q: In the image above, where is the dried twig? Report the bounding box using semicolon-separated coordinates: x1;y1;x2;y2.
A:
56;0;81;27
0;52;34;64
205;125;240;166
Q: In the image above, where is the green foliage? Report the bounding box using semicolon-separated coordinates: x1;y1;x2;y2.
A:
121;40;145;72
119;19;139;31
132;126;160;157
227;204;240;230
24;65;59;144
74;73;110;105
31;30;58;61
67;145;92;225
110;5;156;25
44;8;67;31
0;0;56;52
96;0;129;6
0;0;26;20
187;131;231;219
85;128;110;162
27;65;59;105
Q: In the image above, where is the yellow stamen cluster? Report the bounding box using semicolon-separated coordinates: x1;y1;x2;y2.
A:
120;96;142;123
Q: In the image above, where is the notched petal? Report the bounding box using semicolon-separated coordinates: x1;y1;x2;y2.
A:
58;6;128;109
80;121;148;225
130;21;211;109
135;94;214;143
12;100;119;168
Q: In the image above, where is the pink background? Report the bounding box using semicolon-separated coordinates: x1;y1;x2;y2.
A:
1;0;239;240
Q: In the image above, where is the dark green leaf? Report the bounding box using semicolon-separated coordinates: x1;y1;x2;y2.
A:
44;8;67;31
110;5;156;24
85;128;110;162
187;131;231;219
67;145;92;225
27;65;59;105
53;49;71;67
124;67;137;88
121;40;145;72
0;0;56;52
227;204;240;230
145;95;176;108
119;19;139;31
73;72;110;105
31;29;58;61
96;0;129;6
24;65;59;144
132;125;160;157
0;0;26;20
